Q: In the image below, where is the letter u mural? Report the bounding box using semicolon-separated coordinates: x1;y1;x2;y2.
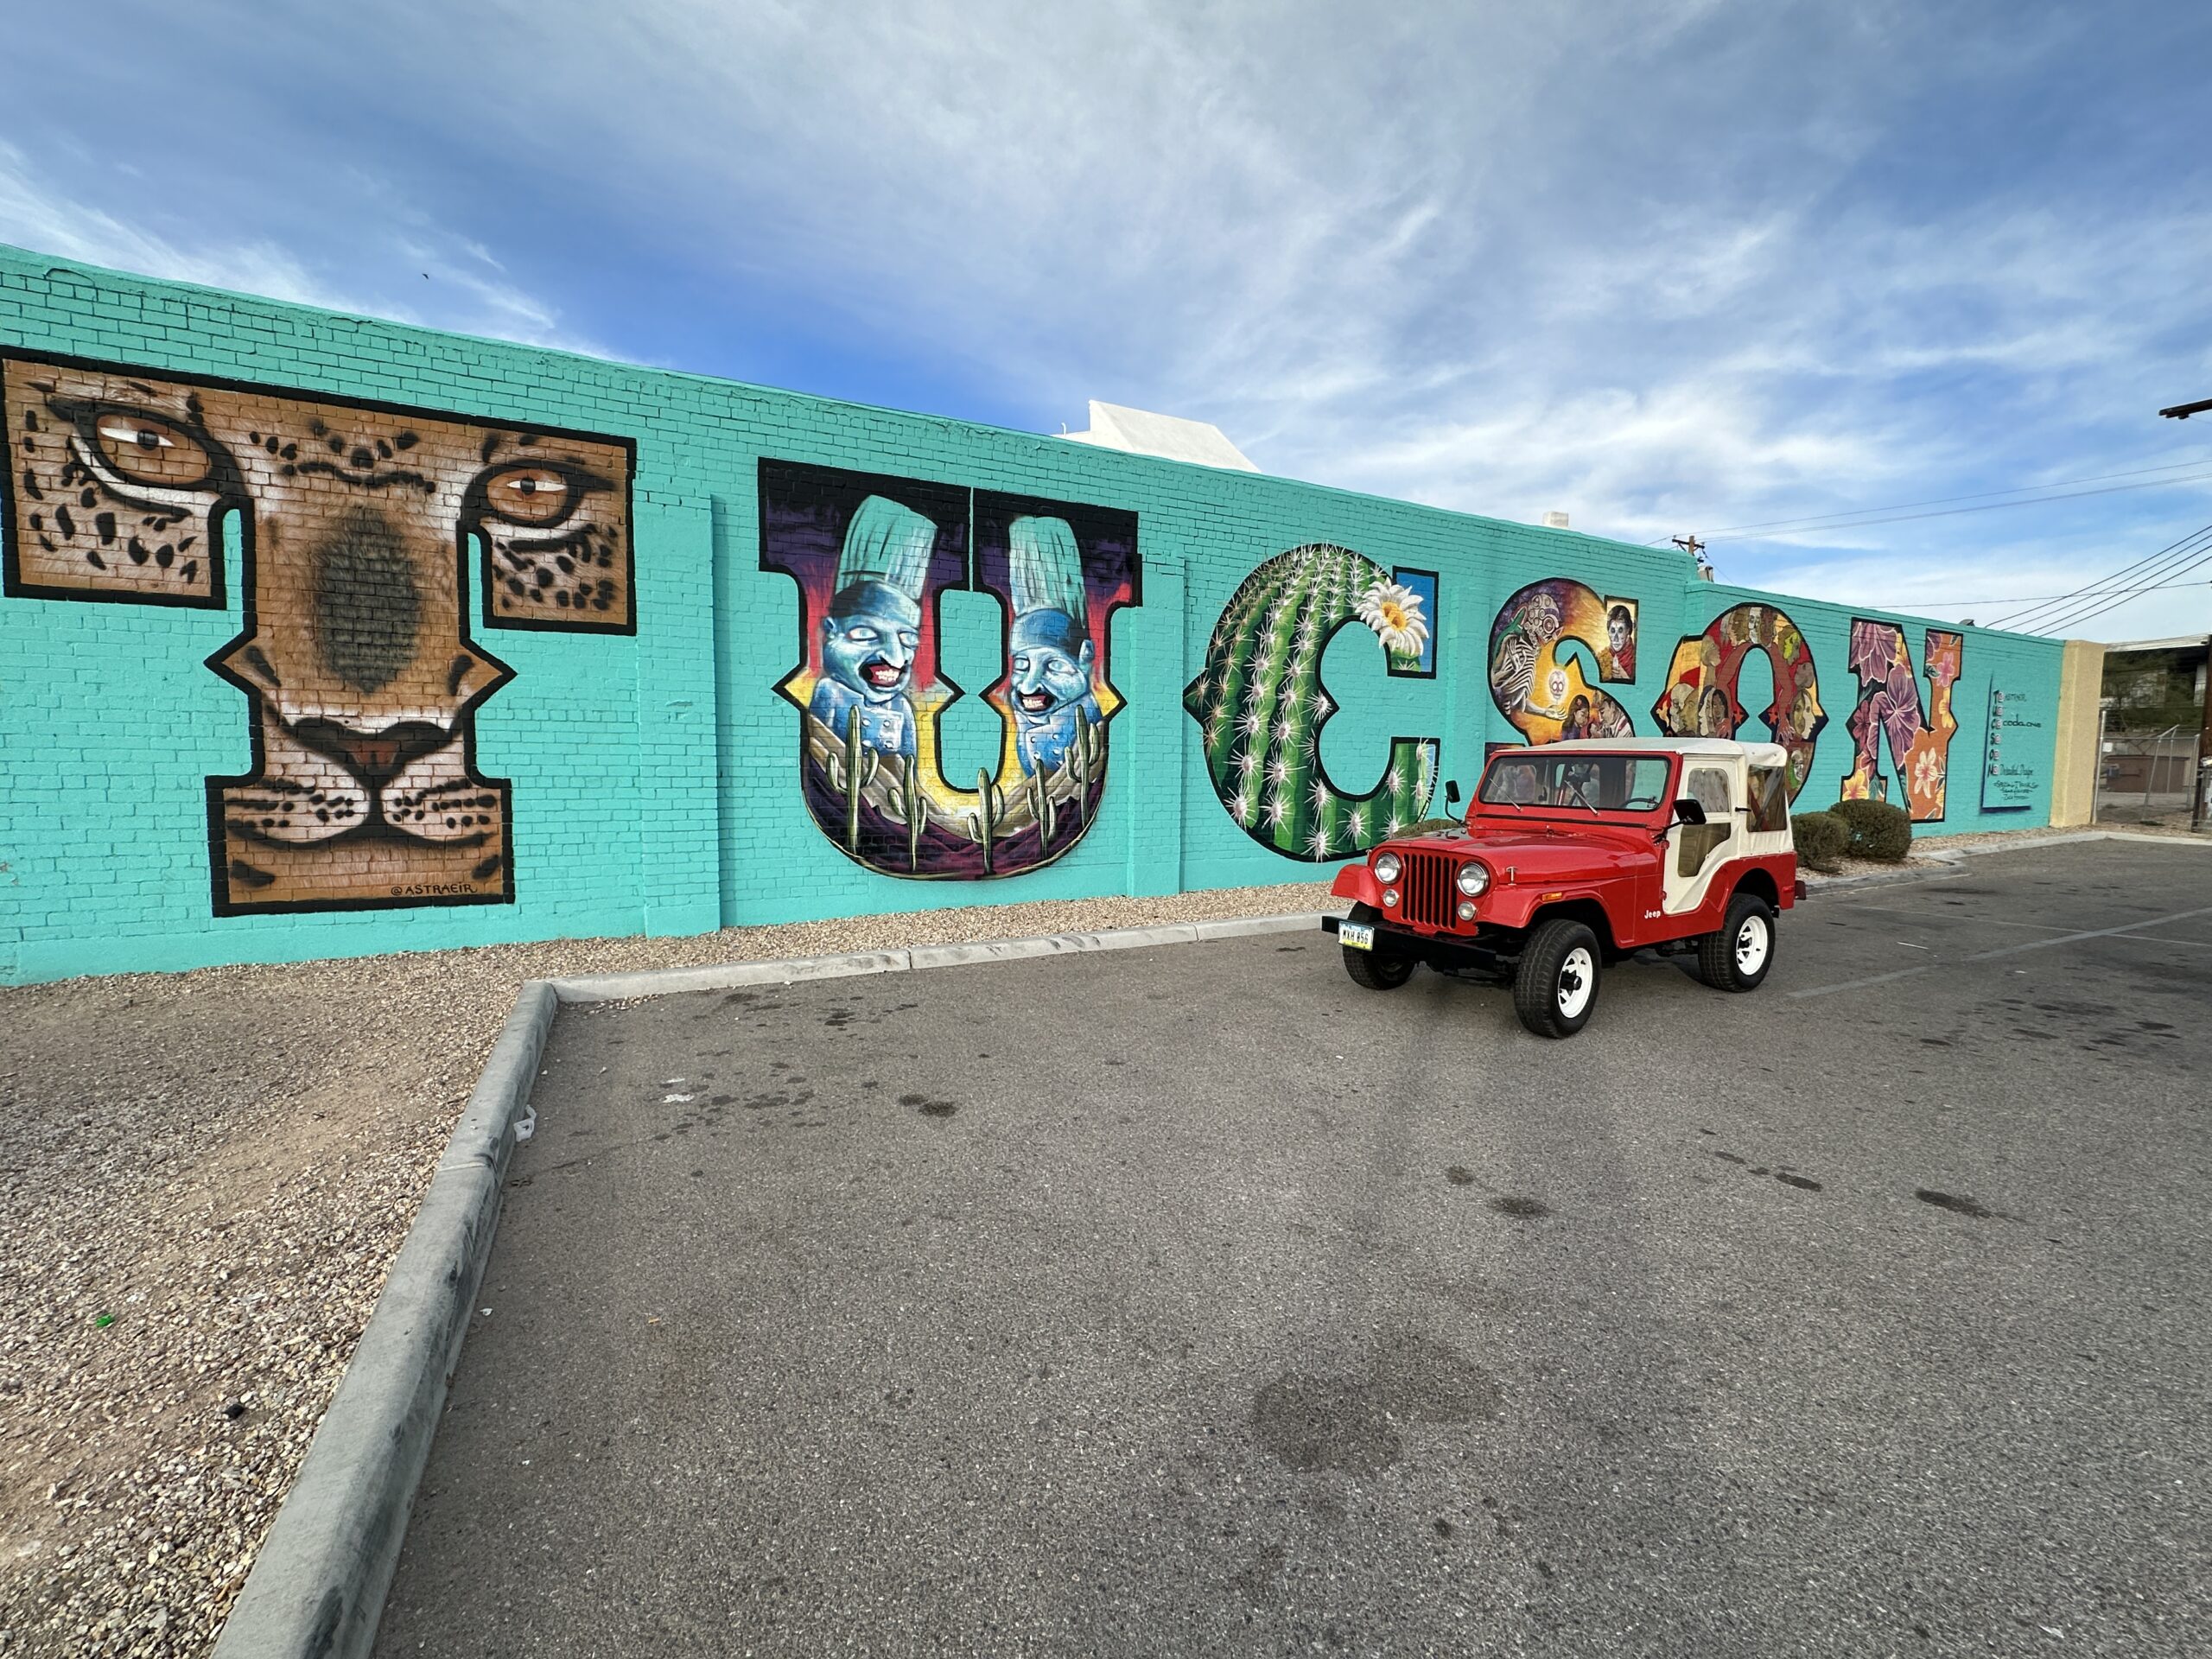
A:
758;460;1140;879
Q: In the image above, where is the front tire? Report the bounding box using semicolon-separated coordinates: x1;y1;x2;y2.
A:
1513;918;1602;1038
1344;944;1415;990
1699;893;1776;992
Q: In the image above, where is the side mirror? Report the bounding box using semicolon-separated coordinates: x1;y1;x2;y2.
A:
1445;779;1462;807
1672;798;1707;826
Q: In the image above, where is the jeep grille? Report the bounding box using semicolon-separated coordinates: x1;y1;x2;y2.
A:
1398;851;1459;928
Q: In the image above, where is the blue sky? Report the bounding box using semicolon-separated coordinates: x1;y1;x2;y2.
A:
3;0;2207;639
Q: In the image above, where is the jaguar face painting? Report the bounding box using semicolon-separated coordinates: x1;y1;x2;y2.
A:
2;353;634;913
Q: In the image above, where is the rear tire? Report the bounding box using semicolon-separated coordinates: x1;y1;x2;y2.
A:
1698;893;1776;992
1344;943;1415;989
1513;918;1601;1038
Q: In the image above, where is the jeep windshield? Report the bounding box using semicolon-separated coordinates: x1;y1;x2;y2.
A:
1477;753;1673;819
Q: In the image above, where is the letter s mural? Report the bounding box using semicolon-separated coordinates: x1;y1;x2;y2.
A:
759;460;1139;879
1487;578;1639;744
1184;543;1439;861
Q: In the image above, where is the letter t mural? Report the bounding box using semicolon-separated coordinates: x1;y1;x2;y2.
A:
1;353;636;914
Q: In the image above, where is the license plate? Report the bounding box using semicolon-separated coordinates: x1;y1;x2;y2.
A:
1339;920;1376;950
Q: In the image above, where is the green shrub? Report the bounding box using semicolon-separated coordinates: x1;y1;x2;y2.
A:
1827;796;1914;861
1406;817;1465;836
1790;810;1849;873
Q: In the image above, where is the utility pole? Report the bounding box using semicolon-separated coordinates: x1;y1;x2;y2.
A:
2160;399;2212;829
1673;534;1713;581
2196;632;2212;832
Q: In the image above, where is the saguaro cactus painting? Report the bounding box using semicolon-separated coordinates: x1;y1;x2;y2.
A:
1184;543;1439;861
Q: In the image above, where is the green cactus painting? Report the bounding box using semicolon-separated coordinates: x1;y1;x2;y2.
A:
1183;544;1440;861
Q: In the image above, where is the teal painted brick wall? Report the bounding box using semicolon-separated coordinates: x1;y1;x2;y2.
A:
0;246;2072;983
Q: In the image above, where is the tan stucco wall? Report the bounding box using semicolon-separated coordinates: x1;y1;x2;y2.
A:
2049;639;2107;827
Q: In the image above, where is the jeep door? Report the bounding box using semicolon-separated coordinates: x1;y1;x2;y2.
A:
1662;760;1739;917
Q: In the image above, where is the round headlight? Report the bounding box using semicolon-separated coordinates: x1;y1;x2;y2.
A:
1456;861;1491;897
1373;852;1402;884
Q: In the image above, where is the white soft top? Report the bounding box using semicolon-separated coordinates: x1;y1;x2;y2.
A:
1523;736;1791;768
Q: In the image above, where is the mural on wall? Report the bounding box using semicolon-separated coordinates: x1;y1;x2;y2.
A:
1184;543;1439;861
1381;568;1439;677
1652;602;1827;799
1487;579;1639;745
1840;619;1962;820
760;461;1138;879
0;352;634;914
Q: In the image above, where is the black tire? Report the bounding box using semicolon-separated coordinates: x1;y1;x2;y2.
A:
1343;942;1416;989
1698;893;1776;992
1513;918;1602;1038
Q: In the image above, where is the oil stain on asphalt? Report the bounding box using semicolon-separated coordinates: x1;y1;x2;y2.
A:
1251;1334;1501;1475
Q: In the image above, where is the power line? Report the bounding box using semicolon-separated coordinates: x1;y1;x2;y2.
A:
1700;456;2212;536
1700;471;2212;545
2028;539;2212;635
1986;518;2212;630
1905;573;2212;609
1645;455;2212;546
1990;521;2212;633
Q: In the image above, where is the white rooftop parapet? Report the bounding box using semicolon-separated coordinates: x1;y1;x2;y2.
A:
1058;400;1258;471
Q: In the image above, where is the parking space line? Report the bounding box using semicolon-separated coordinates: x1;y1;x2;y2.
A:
1962;905;2212;962
1785;965;1931;999
1827;901;2078;933
2108;931;2212;949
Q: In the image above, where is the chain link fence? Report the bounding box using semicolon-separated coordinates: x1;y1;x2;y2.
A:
2095;725;2207;830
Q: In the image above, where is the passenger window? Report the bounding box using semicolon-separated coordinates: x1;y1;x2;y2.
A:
1678;766;1734;878
1748;766;1789;832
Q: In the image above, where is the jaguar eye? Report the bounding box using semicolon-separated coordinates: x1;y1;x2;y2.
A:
481;465;575;526
91;411;214;488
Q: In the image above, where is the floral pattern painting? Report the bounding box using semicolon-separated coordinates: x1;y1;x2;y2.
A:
1841;620;1962;821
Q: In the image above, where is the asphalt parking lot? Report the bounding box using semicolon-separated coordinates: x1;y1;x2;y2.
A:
375;839;2212;1658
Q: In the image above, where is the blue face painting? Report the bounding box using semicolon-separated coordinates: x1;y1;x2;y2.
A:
1008;608;1100;773
821;581;921;704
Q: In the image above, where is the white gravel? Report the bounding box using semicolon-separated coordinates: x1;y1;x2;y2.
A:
0;880;1334;1658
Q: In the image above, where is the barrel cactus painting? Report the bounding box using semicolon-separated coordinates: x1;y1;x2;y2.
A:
1184;543;1440;861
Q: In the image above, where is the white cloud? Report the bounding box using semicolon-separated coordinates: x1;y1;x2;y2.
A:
0;143;603;357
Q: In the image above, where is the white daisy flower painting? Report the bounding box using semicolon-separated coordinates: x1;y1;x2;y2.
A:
1357;576;1433;673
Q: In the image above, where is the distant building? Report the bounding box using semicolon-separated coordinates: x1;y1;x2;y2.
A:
1058;400;1258;471
2101;634;2209;733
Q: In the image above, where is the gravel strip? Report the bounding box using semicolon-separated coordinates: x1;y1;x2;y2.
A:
0;880;1332;1659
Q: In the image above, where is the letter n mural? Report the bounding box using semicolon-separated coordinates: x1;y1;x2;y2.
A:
1840;619;1962;820
758;459;1139;879
1;352;635;913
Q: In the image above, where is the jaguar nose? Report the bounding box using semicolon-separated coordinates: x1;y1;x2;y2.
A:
290;717;453;786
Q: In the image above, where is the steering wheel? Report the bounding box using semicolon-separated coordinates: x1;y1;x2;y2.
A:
1624;793;1662;810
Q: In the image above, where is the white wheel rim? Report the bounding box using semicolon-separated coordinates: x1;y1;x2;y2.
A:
1735;913;1770;976
1556;946;1594;1019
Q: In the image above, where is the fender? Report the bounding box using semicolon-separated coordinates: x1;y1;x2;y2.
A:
1332;865;1384;908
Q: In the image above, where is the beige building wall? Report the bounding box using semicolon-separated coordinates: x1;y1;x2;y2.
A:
2049;639;2107;827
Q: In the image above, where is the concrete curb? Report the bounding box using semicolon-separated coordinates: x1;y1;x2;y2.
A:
548;909;1340;1004
208;907;1338;1657
1802;829;2211;893
211;979;558;1659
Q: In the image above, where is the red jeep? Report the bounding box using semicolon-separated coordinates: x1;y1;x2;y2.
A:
1324;739;1803;1038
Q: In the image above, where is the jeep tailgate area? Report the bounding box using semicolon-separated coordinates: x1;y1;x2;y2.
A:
376;838;2212;1659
